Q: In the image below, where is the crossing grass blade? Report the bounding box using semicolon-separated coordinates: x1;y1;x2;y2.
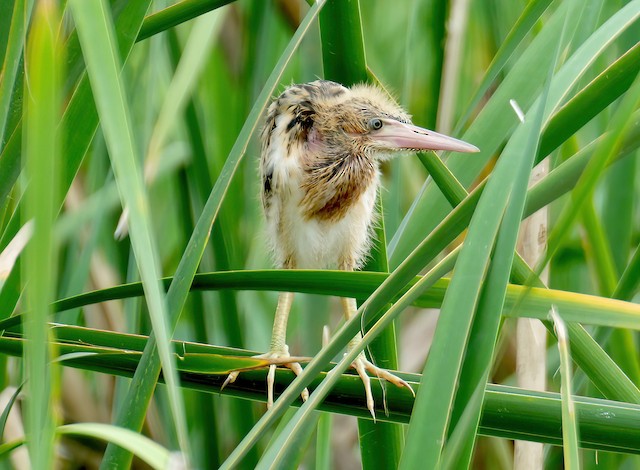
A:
399;89;539;470
389;0;640;266
221;251;455;469
400;3;584;462
531;70;640;285
4;323;640;454
68;0;191;464
3;2;640;467
101;1;329;466
447;73;551;470
443;2;576;462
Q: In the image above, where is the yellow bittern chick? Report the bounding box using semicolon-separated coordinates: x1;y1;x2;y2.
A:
224;80;479;418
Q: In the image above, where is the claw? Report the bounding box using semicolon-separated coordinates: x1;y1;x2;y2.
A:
350;353;415;422
287;362;309;402
267;364;277;408
367;365;416;397
221;370;239;391
222;349;309;408
352;357;376;421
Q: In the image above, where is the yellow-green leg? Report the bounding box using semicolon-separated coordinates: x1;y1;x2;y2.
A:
223;291;309;408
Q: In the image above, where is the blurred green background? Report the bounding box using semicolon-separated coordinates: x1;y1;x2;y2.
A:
1;0;639;468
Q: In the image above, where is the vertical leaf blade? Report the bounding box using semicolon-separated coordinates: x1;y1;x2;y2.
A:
319;0;404;467
23;1;61;466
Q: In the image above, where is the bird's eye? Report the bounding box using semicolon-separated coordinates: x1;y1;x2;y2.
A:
368;118;383;131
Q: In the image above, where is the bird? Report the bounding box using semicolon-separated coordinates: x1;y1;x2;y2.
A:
223;80;479;418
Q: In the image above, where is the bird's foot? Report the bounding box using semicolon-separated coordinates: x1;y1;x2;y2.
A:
350;352;415;422
222;348;310;408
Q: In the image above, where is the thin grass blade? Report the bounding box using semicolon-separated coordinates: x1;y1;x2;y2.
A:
137;0;234;42
245;253;457;470
0;0;32;149
58;423;174;470
398;113;515;468
551;308;581;468
68;0;191;463
104;1;329;466
0;221;31;292
444;4;573;462
115;10;224;238
614;246;640;301
454;0;554;133
0;325;640;454
9;271;636;334
390;1;640;266
532;69;640;285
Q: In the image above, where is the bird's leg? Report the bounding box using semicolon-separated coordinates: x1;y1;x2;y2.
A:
222;291;309;408
340;296;415;420
260;291;310;407
268;290;294;354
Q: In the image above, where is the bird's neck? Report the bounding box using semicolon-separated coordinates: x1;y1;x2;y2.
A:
301;152;378;222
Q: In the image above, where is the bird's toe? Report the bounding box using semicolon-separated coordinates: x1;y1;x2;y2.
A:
352;355;376;421
349;353;416;421
221;370;239;391
364;363;416;397
225;350;310;408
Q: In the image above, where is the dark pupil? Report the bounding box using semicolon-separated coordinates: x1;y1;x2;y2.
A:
370;119;382;130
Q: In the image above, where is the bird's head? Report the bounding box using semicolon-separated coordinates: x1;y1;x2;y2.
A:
263;80;479;161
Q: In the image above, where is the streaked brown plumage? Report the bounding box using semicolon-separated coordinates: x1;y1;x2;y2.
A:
225;80;479;418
